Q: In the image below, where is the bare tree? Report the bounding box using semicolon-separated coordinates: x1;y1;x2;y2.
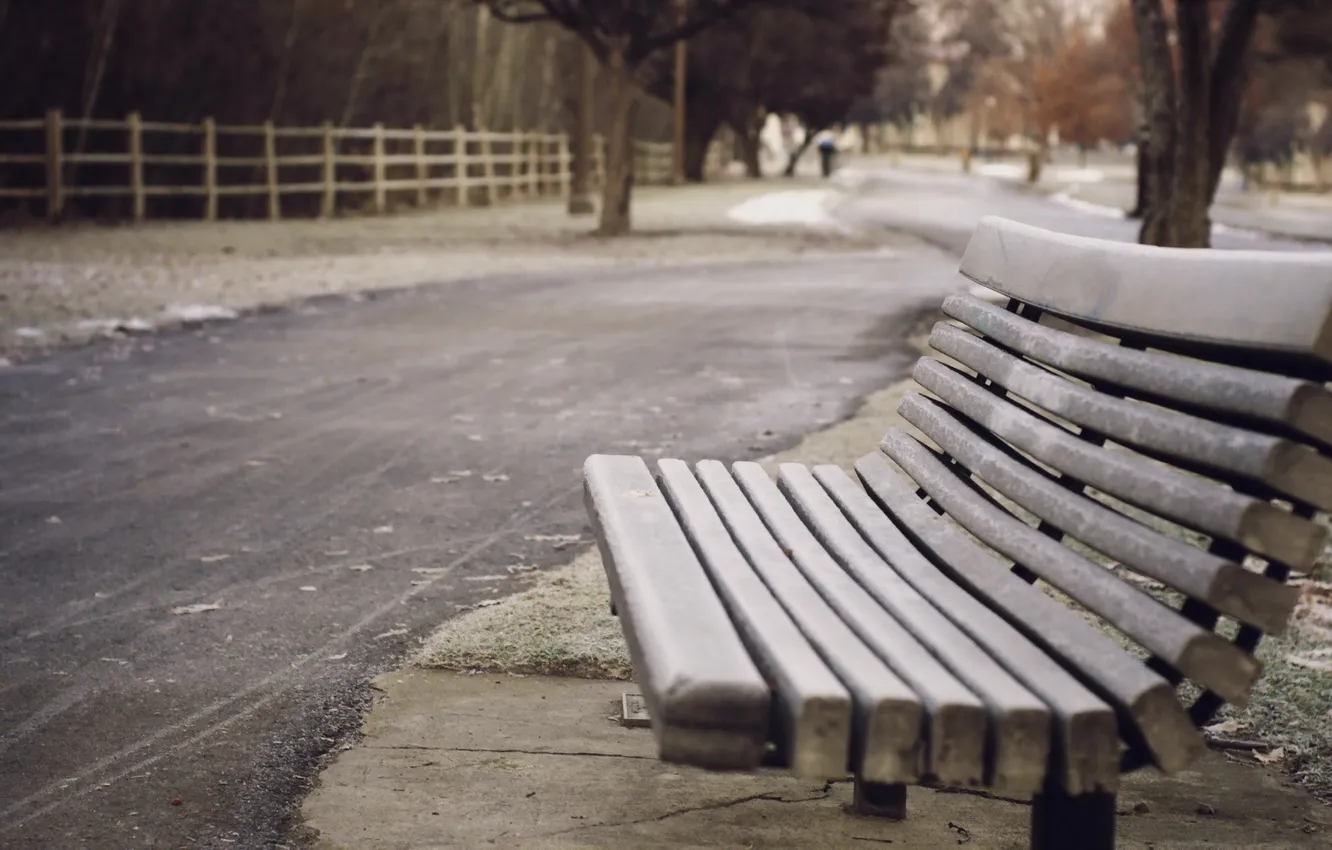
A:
475;0;769;235
1131;0;1263;248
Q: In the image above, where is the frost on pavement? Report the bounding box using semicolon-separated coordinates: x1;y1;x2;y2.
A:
0;181;883;360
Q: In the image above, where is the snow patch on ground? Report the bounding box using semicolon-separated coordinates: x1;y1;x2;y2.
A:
1051;167;1106;183
727;190;836;228
75;317;154;334
164;303;241;323
977;163;1027;180
1211;221;1265;241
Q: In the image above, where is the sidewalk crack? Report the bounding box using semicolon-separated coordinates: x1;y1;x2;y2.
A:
540;787;834;837
365;744;657;761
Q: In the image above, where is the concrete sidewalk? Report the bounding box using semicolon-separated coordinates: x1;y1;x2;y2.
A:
299;369;1331;848
302;671;1329;849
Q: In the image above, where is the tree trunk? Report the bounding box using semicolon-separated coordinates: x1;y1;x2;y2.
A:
735;120;762;179
683;111;721;183
1206;0;1263;200
1131;0;1179;246
568;43;595;215
784;129;821;177
597;46;636;236
1170;0;1214;248
1127;127;1148;218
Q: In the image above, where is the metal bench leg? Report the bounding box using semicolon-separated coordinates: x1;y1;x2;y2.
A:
1031;785;1115;850
852;777;907;820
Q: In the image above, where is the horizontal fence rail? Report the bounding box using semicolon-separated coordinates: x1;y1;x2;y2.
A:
0;110;722;223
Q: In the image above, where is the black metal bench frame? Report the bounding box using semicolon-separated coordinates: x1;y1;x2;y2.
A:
584;216;1332;849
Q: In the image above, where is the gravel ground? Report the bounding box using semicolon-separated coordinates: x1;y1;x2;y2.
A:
0;178;882;360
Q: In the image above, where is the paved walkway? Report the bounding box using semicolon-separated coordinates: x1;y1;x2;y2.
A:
303;671;1331;849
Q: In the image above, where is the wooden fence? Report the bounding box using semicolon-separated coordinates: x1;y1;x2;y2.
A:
0;110;698;223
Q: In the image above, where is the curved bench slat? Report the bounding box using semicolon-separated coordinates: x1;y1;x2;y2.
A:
583;454;769;769
897;392;1300;635
912;357;1324;571
960;215;1332;363
691;459;925;784
928;322;1332;513
656;459;853;780
878;432;1261;708
942;293;1332;450
809;463;1120;796
725;461;989;787
854;451;1205;774
778;462;1061;795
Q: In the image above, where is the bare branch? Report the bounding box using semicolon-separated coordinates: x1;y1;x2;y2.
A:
639;0;762;59
1206;0;1262;197
478;0;552;24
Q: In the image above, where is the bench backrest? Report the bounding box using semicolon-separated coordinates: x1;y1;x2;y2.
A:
868;216;1332;771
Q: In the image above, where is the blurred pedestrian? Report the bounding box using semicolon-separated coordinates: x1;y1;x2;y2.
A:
817;131;838;178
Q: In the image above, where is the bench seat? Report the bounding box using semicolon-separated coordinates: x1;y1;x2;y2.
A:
584;217;1332;849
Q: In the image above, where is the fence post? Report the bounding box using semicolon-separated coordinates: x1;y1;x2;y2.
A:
414;124;428;207
373;122;386;214
528;136;540;197
45;109;63;223
128;111;145;222
321;121;336;219
454;125;470;207
480;128;497;205
558;133;572;198
203;117;218;221
264;120;280;221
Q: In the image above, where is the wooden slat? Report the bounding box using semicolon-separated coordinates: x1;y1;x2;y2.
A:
913;357;1325;570
808;463;1121;795
959;216;1332;362
691;460;924;784
724;461;990;786
879;431;1261;707
583;455;769;769
854;451;1205;773
656;460;853;779
777;464;1057;795
898;392;1300;634
943;293;1332;449
929;322;1332;513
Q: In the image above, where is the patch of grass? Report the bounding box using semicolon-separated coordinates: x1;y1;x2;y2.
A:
413;548;631;680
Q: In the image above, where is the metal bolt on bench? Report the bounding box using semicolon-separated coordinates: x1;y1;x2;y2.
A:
583;216;1332;849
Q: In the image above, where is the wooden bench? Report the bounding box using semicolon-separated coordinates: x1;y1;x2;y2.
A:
582;216;1332;849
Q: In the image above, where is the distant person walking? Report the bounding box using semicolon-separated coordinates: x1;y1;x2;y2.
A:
817;131;838;178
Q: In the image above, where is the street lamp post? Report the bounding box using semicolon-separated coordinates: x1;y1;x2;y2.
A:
672;2;688;184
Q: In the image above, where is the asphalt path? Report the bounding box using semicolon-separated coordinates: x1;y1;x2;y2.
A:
838;166;1327;255
0;245;957;848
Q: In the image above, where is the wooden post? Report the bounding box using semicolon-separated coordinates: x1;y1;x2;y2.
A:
512;131;526;199
45;108;64;223
414;124;428;207
203;117;218;221
524;135;535;197
128;111;145;221
558;133;572;199
372;122;386;214
481;128;497;205
264;120;280;221
454;125;470;207
321;122;336;219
